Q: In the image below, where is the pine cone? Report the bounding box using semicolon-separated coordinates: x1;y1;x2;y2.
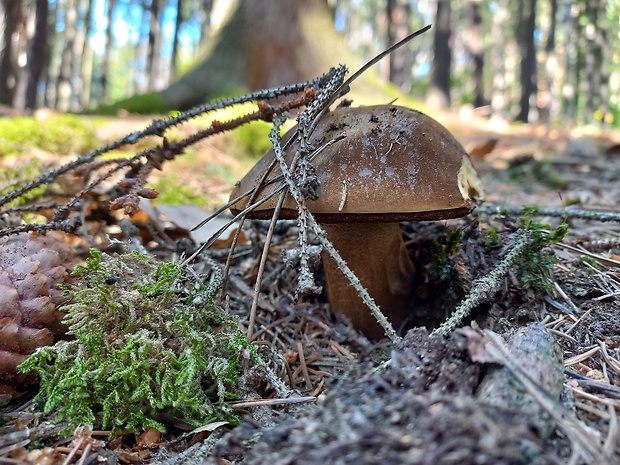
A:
0;232;80;406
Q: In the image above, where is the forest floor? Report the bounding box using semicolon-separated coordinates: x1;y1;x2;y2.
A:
2;107;620;465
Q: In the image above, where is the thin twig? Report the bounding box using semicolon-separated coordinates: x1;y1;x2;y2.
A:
246;192;286;342
480;204;620;223
230;396;316;409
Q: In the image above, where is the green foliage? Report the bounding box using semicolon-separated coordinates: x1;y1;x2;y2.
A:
0;114;97;157
20;249;254;436
428;228;463;281
226;120;274;160
508;160;567;190
515;207;568;291
484;227;501;248
149;176;207;205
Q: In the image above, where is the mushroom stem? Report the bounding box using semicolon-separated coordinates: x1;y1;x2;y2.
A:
322;222;415;339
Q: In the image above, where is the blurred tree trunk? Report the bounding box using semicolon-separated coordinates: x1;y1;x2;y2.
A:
134;0;149;94
0;0;21;106
198;0;213;48
55;0;77;111
98;0;116;105
44;0;59;107
170;0;183;81
515;0;537;122
466;0;484;108
490;0;508;122
538;0;557;123
584;0;603;124
427;0;452;109
158;0;358;110
25;0;49;110
145;0;162;91
386;0;410;90
562;4;580;123
78;0;94;110
598;3;609;126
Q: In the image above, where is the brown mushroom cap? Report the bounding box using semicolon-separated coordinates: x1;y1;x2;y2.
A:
229;104;483;221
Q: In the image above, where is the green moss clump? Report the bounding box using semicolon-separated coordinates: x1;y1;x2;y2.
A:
149;176;207;206
226;120;274;160
20;249;254;435
516;206;568;291
93;92;170;115
0;114;97;157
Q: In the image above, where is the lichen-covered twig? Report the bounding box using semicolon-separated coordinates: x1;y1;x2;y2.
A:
480;204;620;223
432;230;534;336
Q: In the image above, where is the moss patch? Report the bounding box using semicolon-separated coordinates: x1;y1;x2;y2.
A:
0;114;97;157
20;250;254;435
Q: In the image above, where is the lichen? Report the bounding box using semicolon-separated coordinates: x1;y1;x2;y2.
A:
20;249;255;435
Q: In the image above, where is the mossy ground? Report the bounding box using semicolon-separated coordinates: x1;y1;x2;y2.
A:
20;249;254;435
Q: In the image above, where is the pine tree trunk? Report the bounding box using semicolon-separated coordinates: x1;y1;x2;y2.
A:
55;0;77;111
170;0;183;81
538;0;557;123
0;0;21;106
490;0;508;123
78;0;94;110
515;0;537;123
145;0;161;91
198;0;213;48
386;0;410;90
467;0;484;108
427;0;452;109
159;0;358;110
25;0;49;110
98;0;116;105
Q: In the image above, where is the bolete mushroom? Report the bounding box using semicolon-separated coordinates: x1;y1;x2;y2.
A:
229;105;483;339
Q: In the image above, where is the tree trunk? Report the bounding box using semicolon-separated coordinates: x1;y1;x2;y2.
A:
0;0;21;106
427;0;452;109
25;0;49;110
198;0;213;48
158;0;359;111
55;0;78;111
490;0;508;123
78;0;94;110
386;0;410;90
538;0;557;123
98;0;116;105
466;0;484;107
145;0;161;91
170;0;184;81
44;0;59;107
515;0;537;123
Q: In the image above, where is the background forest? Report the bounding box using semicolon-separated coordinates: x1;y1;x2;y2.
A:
0;0;618;128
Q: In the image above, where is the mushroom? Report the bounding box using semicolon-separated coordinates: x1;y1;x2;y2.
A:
229;105;483;339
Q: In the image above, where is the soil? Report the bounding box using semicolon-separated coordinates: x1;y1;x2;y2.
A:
2;108;620;465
